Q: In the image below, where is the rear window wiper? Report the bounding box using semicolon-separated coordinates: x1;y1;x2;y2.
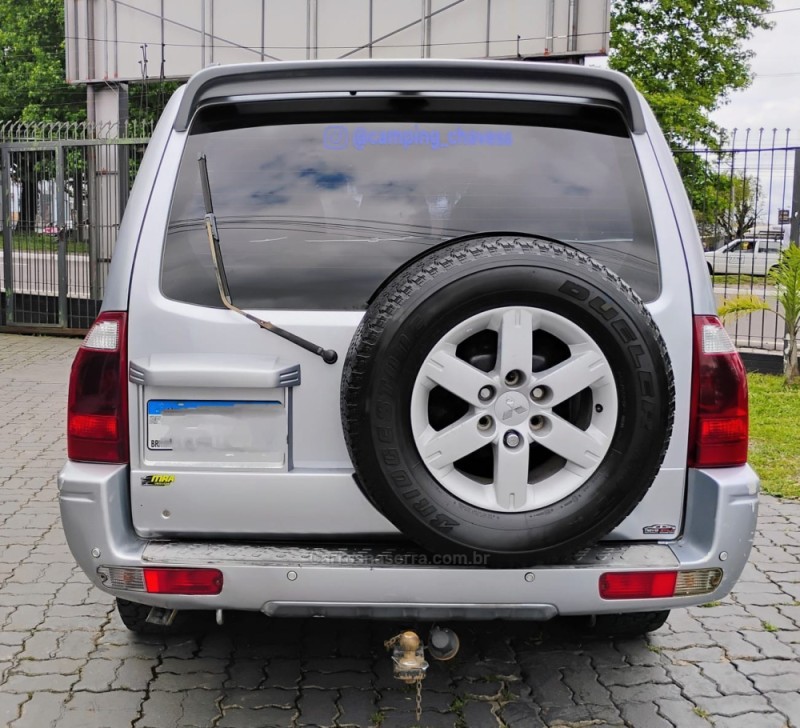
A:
197;154;338;365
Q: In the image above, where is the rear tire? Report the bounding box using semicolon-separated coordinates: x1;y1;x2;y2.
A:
582;610;670;638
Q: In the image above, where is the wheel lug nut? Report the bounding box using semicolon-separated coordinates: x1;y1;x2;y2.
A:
530;415;546;431
504;370;523;387
478;386;495;402
477;415;494;431
531;386;544;400
504;430;522;448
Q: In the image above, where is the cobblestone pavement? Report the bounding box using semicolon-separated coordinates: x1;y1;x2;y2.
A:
0;332;799;728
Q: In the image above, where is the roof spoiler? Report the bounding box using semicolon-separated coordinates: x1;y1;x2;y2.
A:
173;59;645;134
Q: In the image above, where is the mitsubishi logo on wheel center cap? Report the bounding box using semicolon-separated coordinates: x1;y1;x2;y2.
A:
494;391;529;426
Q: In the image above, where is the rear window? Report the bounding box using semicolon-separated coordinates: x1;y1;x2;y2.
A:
162;99;659;310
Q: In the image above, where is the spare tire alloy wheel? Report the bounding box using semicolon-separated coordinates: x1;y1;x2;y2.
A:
410;306;617;513
342;237;674;566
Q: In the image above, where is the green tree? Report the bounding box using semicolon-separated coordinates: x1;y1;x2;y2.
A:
715;175;760;241
609;0;773;147
0;0;84;122
0;0;178;126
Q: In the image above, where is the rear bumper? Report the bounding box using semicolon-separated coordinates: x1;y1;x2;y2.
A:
58;462;759;619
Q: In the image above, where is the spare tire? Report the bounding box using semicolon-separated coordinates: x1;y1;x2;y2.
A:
341;236;674;566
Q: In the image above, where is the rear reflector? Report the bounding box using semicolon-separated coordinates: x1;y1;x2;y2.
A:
688;315;748;468
98;566;223;595
599;571;677;599
67;312;129;463
600;568;723;600
143;568;223;595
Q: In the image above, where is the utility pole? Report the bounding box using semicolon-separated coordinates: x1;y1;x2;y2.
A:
791;149;800;246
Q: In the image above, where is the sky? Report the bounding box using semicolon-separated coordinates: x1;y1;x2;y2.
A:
587;1;799;231
710;0;800;145
586;1;799;142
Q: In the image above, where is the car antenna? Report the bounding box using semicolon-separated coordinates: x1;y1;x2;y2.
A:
197;154;338;364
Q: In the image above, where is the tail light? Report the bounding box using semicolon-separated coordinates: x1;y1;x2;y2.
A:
599;571;677;599
97;566;223;595
143;568;223;595
67;312;129;463
599;569;722;599
688;315;748;468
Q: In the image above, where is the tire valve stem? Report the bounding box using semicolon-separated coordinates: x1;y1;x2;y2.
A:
384;631;429;722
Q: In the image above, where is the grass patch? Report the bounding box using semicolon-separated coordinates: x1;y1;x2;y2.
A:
699;601;722;608
712;274;768;287
762;621;778;633
748;373;800;499
693;706;711;719
8;232;88;255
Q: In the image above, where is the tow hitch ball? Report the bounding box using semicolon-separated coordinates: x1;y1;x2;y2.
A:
385;627;460;721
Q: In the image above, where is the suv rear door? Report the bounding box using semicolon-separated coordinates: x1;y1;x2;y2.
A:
123;64;695;544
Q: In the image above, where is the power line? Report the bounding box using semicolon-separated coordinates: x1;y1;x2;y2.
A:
760;5;800;15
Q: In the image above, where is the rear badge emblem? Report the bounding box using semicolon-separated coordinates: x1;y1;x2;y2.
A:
643;524;676;535
141;474;176;486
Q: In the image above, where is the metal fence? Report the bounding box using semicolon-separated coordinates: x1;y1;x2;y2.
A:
675;129;799;352
1;121;798;351
1;120;152;332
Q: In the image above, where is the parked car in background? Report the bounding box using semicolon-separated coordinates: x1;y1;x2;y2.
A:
705;237;788;276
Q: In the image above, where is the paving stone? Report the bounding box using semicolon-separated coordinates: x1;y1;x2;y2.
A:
705;630;763;659
713;712;788;728
740;629;798;658
663;662;720;698
337;689;378;727
2;673;78;693
222;687;297;709
217;706;295;728
662;645;726;662
460;700;499;728
9;692;68;728
765;690;800;726
224;659;265;689
58;690;146;728
0;693;27;727
735;658;800;677
693;694;774;716
649;631;716;650
157;656;227;674
745;672;800;693
303;670;373;689
297;688;339;726
263;657;302;687
379;689;452;713
496;701;546;728
655;699;711;727
608;682;684;704
597;665;671;687
381;710;457;728
698;661;758;695
178;688;224;726
137;690;183;728
561;667;616;707
113;658;155;691
618;702;673;728
149;671;227;692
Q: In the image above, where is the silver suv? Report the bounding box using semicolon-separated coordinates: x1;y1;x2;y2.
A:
59;60;757;637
